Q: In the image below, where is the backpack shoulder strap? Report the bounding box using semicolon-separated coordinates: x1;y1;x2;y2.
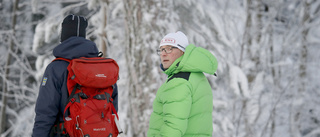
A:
52;57;71;63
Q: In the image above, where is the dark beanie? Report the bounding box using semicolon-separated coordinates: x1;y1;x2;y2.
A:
60;14;88;42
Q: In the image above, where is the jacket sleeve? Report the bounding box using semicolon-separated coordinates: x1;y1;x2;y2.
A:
160;80;192;137
32;63;65;137
112;83;118;112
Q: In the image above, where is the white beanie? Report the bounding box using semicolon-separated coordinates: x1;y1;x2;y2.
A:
159;31;189;52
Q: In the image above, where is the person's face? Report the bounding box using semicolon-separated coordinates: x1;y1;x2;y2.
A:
158;45;184;69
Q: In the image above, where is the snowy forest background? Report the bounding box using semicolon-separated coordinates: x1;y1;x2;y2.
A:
0;0;319;137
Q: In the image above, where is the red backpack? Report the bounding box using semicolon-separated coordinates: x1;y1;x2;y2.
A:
54;57;123;137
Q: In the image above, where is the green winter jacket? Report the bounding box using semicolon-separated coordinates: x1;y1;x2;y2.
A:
147;44;218;137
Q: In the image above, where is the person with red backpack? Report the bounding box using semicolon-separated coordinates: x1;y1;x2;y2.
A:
32;14;120;137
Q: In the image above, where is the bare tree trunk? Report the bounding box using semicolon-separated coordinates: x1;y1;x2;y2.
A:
99;0;109;57
299;1;309;94
122;0;159;136
289;1;310;137
123;0;149;136
268;27;276;137
239;0;252;67
0;0;19;134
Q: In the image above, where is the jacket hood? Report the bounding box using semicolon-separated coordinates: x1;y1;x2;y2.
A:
164;44;218;76
53;37;99;59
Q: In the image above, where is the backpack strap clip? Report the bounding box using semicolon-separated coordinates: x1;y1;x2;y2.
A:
93;93;111;102
78;92;88;99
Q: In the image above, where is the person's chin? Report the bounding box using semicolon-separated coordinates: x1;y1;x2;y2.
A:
163;65;170;69
160;63;166;68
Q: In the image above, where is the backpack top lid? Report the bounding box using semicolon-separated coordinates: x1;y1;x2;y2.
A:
67;57;119;88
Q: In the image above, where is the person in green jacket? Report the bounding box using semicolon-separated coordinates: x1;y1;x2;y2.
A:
147;31;218;137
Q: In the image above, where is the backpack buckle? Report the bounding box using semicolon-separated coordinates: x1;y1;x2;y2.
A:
79;92;88;99
70;98;76;103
